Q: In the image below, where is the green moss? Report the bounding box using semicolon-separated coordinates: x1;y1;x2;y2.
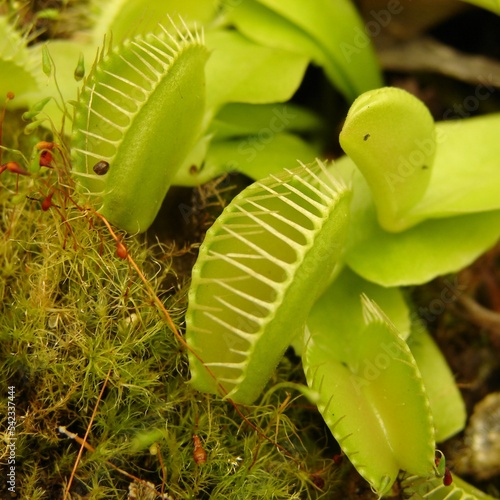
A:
0;136;343;499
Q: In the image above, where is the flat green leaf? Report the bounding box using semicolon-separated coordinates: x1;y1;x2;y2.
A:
210;102;323;140
173;102;322;185
347;206;500;287
304;295;435;496
186;161;350;404
408;322;466;442
340;88;500;230
204;30;309;116
175;133;320;186
309;266;411;342
410;114;500;218
228;0;382;101
219;133;320;180
333;157;500;286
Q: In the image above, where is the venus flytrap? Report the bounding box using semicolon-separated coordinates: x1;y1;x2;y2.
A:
68;18;315;233
337;87;500;286
300;267;466;442
3;5;499;499
305;295;436;497
340;87;500;231
185;87;500;497
339;87;437;232
300;267;468;496
71;21;208;233
185;160;350;404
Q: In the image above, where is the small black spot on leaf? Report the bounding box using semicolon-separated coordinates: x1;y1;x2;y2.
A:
363;133;370;141
93;160;110;175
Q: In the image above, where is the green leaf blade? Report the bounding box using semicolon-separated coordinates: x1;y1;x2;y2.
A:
195;133;320;185
408;323;466;442
346;201;500;287
411;114;500;218
205;30;309;115
228;0;382;101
